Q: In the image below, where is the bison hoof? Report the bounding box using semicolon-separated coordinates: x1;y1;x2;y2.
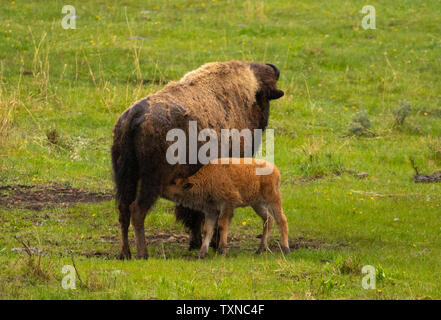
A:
218;247;227;255
198;251;208;259
255;247;266;254
118;252;131;260
119;248;131;260
255;246;270;254
135;250;149;259
189;239;202;251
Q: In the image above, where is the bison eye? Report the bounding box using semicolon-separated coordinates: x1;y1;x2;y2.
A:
182;183;194;190
170;180;176;185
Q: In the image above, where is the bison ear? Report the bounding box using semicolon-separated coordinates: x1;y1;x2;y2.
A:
182;183;194;190
269;89;284;100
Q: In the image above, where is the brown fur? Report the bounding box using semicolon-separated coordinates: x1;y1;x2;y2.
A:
164;158;290;258
112;60;284;259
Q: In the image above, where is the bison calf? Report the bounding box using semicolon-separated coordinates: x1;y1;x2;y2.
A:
164;158;290;258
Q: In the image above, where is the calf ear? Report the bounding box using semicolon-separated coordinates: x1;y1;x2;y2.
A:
182;183;194;190
269;89;284;100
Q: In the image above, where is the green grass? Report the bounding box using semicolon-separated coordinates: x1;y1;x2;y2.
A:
1;0;441;299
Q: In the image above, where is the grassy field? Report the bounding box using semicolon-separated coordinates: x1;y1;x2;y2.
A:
1;0;441;299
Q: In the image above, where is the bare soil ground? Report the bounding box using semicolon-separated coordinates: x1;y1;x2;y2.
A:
78;232;344;259
0;184;113;211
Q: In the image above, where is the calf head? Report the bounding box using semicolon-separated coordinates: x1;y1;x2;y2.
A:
163;178;194;202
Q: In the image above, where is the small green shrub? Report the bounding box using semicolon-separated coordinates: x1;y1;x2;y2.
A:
299;152;344;178
348;111;373;136
335;255;362;275
392;101;412;128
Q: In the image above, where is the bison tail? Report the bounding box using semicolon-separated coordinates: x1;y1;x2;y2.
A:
112;100;149;206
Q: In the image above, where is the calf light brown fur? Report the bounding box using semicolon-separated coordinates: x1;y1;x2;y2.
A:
164;158;290;258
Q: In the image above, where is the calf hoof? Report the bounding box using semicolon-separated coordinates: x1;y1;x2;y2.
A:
281;246;291;255
198;250;208;259
218;246;227;256
118;247;132;260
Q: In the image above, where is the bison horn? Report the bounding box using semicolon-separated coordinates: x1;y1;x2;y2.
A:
266;63;280;80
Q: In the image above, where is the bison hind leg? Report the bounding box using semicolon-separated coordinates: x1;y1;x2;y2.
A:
131;179;160;259
117;180;138;260
118;202;132;260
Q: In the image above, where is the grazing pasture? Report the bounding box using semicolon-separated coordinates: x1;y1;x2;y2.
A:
0;0;440;299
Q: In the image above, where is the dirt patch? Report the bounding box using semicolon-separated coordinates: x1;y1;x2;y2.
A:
98;232;340;252
288;237;342;250
79;233;342;259
100;231;189;247
267;237;343;251
0;184;113;211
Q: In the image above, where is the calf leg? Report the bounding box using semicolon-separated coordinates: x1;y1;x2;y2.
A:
252;204;274;253
199;213;217;259
267;197;290;254
217;208;234;255
130;180;159;259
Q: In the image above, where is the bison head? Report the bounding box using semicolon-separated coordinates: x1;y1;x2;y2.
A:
249;62;284;130
250;62;284;103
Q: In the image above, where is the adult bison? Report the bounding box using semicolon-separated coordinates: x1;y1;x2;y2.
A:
111;60;284;259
